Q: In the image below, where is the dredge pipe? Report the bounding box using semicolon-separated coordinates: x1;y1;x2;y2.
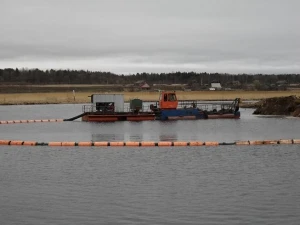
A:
63;112;87;121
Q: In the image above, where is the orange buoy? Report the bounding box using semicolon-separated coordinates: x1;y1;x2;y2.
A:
0;140;10;145
7;120;14;124
263;140;278;145
158;141;172;146
189;141;204;146
173;141;188;146
27;120;35;123
0;121;8;124
20;120;28;123
49;119;57;122
110;142;125;146
235;141;250;145
78;142;92;146
293;139;300;144
23;141;37;146
48;142;62;146
279;139;293;144
141;142;155;147
56;119;64;122
94;142;109;146
61;142;76;146
125;142;140;147
205;141;219;146
34;120;42;122
42;119;50;122
249;140;264;145
10;140;24;145
13;120;21;123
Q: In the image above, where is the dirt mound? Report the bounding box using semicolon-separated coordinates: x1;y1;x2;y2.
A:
292;106;300;117
253;95;300;117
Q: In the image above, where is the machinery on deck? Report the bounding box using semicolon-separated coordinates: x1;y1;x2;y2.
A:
150;91;207;120
75;91;240;122
149;91;240;120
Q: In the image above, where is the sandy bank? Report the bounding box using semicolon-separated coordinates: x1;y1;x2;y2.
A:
0;91;299;105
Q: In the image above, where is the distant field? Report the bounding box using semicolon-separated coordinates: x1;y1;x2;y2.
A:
0;84;124;93
0;90;299;105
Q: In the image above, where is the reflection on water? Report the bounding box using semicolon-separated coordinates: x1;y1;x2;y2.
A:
92;134;126;141
255;115;286;118
159;134;178;141
1;104;300;225
91;131;178;142
0;105;299;142
1;145;300;225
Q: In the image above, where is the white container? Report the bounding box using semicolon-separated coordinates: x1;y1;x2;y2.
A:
91;94;124;112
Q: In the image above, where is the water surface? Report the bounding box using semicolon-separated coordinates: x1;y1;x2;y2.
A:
0;104;300;225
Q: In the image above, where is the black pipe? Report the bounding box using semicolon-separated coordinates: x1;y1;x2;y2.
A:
64;112;88;121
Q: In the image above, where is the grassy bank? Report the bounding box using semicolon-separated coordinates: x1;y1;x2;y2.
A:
0;90;299;105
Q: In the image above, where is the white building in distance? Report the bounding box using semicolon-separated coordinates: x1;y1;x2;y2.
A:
210;83;222;90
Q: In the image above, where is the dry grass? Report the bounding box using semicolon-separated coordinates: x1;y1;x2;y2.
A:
0;90;299;105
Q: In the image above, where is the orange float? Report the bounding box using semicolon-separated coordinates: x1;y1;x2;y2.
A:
125;142;140;147
204;141;219;146
48;142;62;146
61;142;76;146
173;141;188;146
10;140;24;145
93;142;109;146
249;140;264;145
263;140;278;145
110;142;125;146
158;142;172;146
235;141;250;145
279;139;293;144
0;140;10;145
141;142;155;147
293;139;300;144
78;142;92;146
189;141;204;146
23;141;37;146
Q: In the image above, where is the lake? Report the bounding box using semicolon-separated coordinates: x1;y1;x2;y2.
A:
0;104;300;225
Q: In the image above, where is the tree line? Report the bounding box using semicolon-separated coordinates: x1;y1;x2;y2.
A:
0;68;299;89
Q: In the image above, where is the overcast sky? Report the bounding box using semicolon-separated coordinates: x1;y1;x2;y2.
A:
0;0;299;74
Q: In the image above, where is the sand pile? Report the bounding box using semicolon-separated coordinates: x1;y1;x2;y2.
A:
253;95;300;117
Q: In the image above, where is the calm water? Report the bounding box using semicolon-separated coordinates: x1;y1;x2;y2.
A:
1;104;300;225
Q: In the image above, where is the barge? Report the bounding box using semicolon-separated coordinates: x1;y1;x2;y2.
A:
65;91;240;122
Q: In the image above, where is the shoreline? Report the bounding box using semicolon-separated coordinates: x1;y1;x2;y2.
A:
0;90;299;106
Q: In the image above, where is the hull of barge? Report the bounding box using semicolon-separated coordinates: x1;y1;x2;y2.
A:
82;113;156;122
82;111;240;122
208;111;240;119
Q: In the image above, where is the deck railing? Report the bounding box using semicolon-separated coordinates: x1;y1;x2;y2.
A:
82;104;153;113
82;100;238;113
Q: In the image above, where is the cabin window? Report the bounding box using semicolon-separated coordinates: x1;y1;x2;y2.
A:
168;93;177;101
164;94;168;101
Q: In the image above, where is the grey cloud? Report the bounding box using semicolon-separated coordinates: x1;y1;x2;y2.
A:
0;0;300;74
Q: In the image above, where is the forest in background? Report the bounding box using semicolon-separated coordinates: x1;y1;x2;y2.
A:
1;68;300;91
